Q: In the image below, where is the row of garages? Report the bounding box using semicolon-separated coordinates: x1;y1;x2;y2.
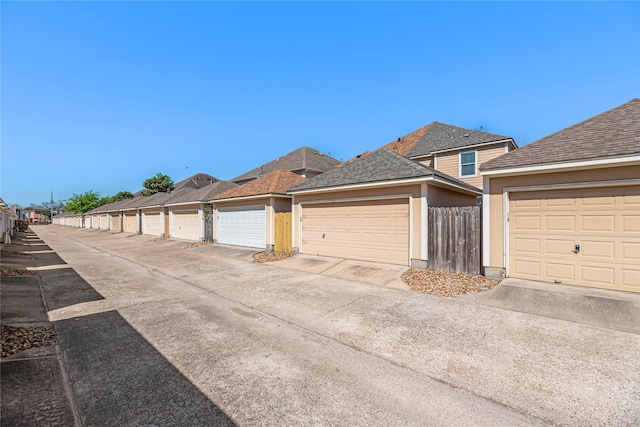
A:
53;100;640;294
55;206;205;242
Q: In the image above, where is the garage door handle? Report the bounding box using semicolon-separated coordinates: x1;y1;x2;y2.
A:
322;233;325;239
571;244;580;254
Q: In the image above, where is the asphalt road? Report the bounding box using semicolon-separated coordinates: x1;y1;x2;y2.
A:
32;226;640;426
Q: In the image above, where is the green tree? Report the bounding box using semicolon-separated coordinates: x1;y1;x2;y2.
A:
64;191;107;214
105;191;135;203
141;173;174;196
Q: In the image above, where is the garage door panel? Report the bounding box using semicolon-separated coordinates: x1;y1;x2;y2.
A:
622;215;640;232
581;215;614;232
302;199;409;265
622;242;640;260
545;263;575;281
547;216;575;231
581;241;615;258
622;270;640;289
580;265;614;285
509;185;640;292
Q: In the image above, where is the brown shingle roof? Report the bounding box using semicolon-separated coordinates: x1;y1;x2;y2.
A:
212;170;306;200
338;121;513;167
231;146;340;183
481;98;640;171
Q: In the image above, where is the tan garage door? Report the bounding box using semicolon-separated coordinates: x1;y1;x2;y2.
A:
509;186;640;293
110;215;121;232
124;213;137;234
172;210;200;241
143;212;163;236
302;198;409;265
100;215;109;230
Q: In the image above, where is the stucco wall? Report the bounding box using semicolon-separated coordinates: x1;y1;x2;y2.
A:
435;143;508;189
428;185;477;207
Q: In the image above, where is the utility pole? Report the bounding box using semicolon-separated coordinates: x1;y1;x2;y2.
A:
50;191;54;224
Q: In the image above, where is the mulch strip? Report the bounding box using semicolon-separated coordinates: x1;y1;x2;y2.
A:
1;267;39;277
183;242;213;249
402;268;499;297
253;251;295;263
1;325;57;359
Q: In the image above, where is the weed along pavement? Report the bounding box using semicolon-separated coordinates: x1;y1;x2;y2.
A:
14;225;640;426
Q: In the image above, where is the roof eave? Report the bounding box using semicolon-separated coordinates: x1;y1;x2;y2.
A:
212;193;292;203
481;154;640;177
288;175;481;196
412;138;515;158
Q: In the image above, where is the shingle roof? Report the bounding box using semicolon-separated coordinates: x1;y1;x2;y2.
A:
213;170;306;200
231;146;340;183
384;121;512;159
168;180;238;204
288;149;480;193
481;98;640;171
173;173;219;190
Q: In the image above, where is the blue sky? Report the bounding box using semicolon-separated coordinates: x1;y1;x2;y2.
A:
2;1;639;207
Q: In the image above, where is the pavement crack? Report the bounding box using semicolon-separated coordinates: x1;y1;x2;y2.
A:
320;295;369;318
468;309;496;355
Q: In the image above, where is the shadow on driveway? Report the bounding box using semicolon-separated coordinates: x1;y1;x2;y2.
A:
55;310;235;426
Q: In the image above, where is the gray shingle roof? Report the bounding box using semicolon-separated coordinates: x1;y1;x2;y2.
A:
288;149;480;193
173;173;219;191
481;98;640;171
167;180;238;205
232;146;340;183
409;122;511;157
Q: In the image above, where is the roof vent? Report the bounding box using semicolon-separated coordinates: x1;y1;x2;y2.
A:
463;133;470;137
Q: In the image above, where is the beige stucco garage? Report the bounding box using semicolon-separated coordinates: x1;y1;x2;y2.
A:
289;149;480;267
481;99;640;293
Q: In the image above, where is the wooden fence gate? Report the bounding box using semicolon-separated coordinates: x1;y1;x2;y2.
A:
428;206;481;275
274;212;292;252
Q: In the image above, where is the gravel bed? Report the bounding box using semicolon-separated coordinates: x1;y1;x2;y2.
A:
402;268;499;297
183;242;213;249
253;251;295;263
1;325;57;358
1;267;39;277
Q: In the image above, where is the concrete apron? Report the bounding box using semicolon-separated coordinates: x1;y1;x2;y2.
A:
458;278;640;335
269;254;410;290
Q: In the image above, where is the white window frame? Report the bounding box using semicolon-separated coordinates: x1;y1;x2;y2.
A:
459;150;477;178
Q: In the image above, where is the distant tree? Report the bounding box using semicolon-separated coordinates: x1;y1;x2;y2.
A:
104;191;135;204
64;191;108;214
141;173;174;196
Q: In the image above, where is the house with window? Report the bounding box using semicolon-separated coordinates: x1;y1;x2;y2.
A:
375;121;517;190
286;121;516;267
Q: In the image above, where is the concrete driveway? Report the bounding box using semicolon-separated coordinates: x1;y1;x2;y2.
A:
28;226;640;426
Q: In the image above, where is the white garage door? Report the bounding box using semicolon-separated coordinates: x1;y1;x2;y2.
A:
509;185;640;293
172;210;200;241
124;213;137;234
218;206;265;248
301;198;410;265
143;212;163;236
